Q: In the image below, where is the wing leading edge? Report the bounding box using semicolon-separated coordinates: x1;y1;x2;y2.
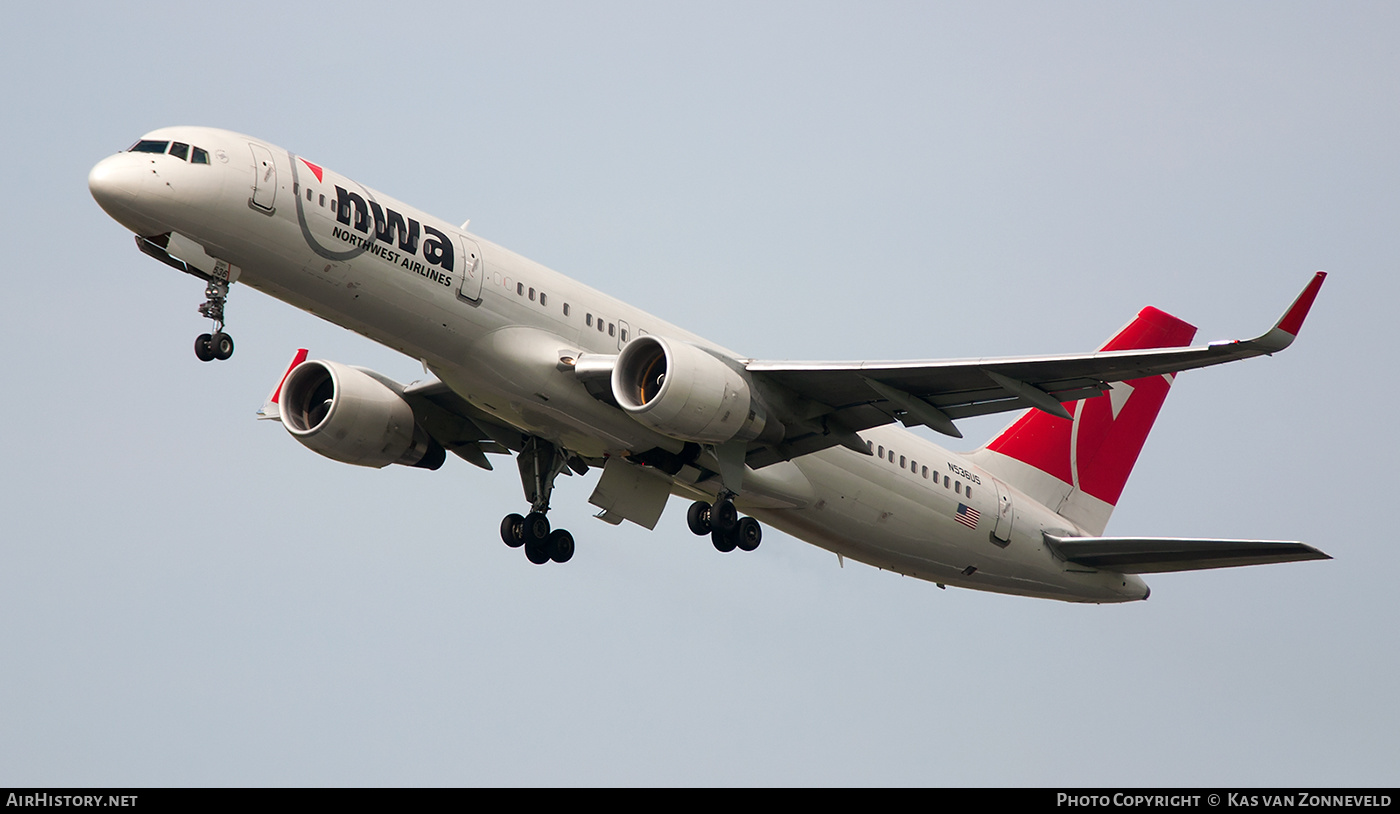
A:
746;273;1326;453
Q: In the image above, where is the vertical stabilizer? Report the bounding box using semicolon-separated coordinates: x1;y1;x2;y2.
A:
968;307;1197;535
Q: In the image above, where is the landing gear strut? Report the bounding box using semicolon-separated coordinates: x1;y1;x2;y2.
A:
499;438;577;565
687;495;762;553
194;278;235;362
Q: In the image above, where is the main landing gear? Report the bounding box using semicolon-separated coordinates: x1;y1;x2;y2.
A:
193;278;235;362
687;494;762;553
500;512;575;564
499;437;577;565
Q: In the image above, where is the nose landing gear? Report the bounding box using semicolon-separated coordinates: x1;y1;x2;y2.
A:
194;331;234;361
194;278;235;362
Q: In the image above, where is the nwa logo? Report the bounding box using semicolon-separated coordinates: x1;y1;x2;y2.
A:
331;185;454;287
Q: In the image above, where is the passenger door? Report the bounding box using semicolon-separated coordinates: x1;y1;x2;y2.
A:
248;143;277;213
991;478;1014;543
457;236;483;302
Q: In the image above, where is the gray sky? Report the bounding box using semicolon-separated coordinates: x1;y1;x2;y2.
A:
2;1;1396;786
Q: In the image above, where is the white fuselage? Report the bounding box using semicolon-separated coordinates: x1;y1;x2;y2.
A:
90;127;1149;603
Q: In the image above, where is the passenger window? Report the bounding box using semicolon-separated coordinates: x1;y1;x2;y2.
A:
867;441;873;453
540;293;548;307
597;320;605;333
955;481;961;495
319;194;325;207
563;303;571;317
169;142;189;161
944;476;950;488
586;314;593;327
900;455;906;467
620;329;628;342
921;466;928;478
529;287;536;301
129;140;169;154
516;282;524;296
191;147;210;165
878;445;884;458
966;487;972;499
608;323;615;337
306;188;313;201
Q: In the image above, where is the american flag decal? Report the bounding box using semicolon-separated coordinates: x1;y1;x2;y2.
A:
955;503;980;529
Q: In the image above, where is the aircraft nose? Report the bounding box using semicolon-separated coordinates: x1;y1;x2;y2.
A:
89;154;140;212
89;154;159;234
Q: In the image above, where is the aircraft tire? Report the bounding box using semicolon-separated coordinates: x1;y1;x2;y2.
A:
735;517;762;552
524;539;552;565
501;513;525;547
686;501;712;536
711;527;737;553
524;511;551;542
194;334;215;362
711;498;739;533
548;529;575;563
211;332;234;360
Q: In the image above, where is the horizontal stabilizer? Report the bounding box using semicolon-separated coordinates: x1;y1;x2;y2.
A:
1044;533;1331;574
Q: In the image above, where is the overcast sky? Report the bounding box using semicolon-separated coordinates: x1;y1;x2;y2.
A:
2;1;1396;786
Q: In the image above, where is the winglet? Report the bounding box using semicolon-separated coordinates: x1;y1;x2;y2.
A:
1276;271;1327;338
256;348;309;421
1253;272;1326;353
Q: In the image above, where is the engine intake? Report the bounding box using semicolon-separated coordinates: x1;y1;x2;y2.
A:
612;336;767;444
280;360;443;469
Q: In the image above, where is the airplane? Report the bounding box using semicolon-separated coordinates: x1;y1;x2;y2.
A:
88;126;1330;603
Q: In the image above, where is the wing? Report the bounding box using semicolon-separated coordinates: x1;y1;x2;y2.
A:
745;273;1325;465
398;378;523;470
1043;534;1331;574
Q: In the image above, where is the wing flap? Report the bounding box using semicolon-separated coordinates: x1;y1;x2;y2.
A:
1043;534;1331;574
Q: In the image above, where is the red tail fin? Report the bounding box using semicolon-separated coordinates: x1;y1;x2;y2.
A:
975;307;1196;533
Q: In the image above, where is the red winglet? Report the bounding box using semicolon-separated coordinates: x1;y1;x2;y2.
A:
268;348;309;404
1276;271;1327;337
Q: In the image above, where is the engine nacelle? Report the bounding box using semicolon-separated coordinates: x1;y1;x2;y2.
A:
279;360;443;469
612;335;767;444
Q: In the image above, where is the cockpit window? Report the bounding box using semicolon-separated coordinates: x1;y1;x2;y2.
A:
129;139;169;154
126;139;211;164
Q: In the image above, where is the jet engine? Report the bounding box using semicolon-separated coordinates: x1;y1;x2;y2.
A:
611;335;769;444
279;360;444;469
